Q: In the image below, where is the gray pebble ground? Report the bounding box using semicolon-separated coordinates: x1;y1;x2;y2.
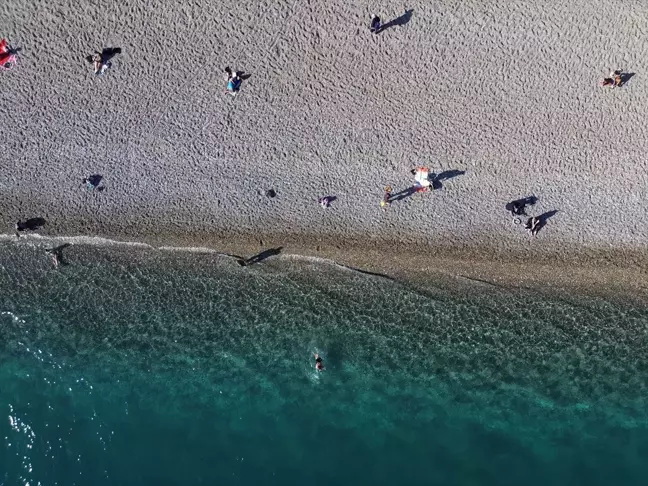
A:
1;0;648;267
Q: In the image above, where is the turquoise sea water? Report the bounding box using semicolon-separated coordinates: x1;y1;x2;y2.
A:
1;242;648;485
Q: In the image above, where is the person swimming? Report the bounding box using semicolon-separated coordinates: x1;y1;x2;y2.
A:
314;353;324;371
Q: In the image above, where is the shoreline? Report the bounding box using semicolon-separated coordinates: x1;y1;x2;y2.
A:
4;229;648;305
2;0;648;304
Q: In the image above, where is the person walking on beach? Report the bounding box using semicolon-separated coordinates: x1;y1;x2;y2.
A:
380;186;392;208
90;52;107;75
319;196;332;208
412;167;431;192
525;216;541;236
370;15;382;34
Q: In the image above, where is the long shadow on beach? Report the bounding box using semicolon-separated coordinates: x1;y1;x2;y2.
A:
389;186;417;203
100;47;121;64
237;247;283;267
535;210;559;234
431;169;465;190
380;9;414;32
620;72;635;86
17;217;46;231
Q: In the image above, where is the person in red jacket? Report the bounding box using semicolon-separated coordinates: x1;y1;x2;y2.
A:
0;39;17;69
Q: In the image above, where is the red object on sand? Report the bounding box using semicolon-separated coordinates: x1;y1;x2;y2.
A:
0;39;16;69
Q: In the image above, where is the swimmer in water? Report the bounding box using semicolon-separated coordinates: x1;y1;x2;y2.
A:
45;243;71;268
314;353;324;371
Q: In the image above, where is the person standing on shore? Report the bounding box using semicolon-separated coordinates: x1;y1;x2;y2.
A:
225;67;242;96
370;15;382;34
14;221;26;238
412;167;431;192
91;52;107;75
380;186;392;208
525;216;541;236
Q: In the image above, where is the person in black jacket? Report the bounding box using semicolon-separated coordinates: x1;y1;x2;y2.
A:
370;15;381;34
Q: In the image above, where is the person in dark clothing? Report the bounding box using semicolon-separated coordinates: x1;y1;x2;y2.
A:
510;200;525;216
370;15;381;34
525;216;541;236
15;220;27;237
314;353;324;371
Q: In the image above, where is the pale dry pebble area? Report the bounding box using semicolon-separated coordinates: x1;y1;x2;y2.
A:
2;0;648;286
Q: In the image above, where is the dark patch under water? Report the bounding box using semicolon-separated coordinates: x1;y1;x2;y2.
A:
1;242;648;485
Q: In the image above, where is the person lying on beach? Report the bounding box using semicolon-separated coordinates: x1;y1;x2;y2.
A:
314;353;324;371
601;70;622;88
525;216;541;236
370;15;382;34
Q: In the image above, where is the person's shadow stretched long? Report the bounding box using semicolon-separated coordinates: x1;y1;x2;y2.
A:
389;186;417;203
379;9;414;32
237;247;283;266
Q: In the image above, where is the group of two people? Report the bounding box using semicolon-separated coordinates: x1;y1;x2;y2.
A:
602;70;623;88
380;167;433;208
508;199;542;236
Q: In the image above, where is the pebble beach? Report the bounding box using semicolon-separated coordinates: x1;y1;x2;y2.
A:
2;0;648;288
5;3;648;484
